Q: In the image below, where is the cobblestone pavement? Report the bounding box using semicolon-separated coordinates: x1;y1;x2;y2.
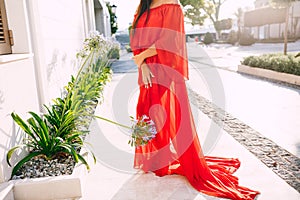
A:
188;87;300;193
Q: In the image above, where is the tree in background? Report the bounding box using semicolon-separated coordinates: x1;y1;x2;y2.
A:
202;0;228;39
106;2;118;35
234;7;243;43
180;0;207;25
215;18;232;39
180;0;228;40
270;0;298;55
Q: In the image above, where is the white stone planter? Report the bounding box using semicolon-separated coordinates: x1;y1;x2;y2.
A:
12;175;82;200
0;182;14;200
0;150;92;200
238;65;300;86
11;148;93;200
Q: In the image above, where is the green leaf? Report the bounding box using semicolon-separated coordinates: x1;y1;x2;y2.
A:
11;151;44;178
59;143;79;162
29;112;50;143
77;154;90;171
11;113;32;135
6;145;26;167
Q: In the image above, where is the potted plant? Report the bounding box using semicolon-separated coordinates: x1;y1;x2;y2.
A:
6;31;113;199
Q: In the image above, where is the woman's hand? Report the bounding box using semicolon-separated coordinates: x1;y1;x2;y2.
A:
132;44;157;68
141;63;154;88
132;53;145;68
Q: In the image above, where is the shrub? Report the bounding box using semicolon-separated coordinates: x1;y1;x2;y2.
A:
227;30;238;45
108;43;120;59
239;31;255;46
125;45;132;52
203;32;214;45
241;53;300;76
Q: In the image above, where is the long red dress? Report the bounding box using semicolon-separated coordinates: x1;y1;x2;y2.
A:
130;4;260;200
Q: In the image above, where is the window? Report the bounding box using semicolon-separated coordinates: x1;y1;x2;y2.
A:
0;0;12;55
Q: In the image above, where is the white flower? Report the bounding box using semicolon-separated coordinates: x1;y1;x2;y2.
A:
128;115;158;147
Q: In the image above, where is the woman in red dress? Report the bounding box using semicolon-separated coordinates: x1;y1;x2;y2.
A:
130;0;260;199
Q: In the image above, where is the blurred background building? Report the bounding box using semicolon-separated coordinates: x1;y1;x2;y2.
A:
244;0;300;41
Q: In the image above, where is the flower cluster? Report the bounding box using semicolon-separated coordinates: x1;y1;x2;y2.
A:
94;114;157;147
76;31;113;59
128;115;158;147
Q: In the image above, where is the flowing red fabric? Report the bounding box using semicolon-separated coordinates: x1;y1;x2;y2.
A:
130;4;259;200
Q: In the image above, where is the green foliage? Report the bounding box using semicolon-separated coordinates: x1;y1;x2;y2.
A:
215;18;233;31
181;0;228;39
7;112;84;176
239;31;255;46
227;30;238;45
125;45;132;53
241;53;300;76
7;32;113;178
106;2;118;34
203;32;214;45
180;0;206;25
108;44;120;59
180;0;230;31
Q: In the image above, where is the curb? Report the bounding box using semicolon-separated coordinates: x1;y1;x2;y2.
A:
238;65;300;86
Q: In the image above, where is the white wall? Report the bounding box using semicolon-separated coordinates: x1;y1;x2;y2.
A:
0;0;39;183
0;58;39;183
30;0;111;102
30;0;87;103
0;0;111;184
0;0;87;183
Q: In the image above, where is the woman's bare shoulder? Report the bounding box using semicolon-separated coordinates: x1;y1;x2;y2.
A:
163;0;180;4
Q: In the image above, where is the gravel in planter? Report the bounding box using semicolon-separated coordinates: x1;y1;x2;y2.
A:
12;155;76;180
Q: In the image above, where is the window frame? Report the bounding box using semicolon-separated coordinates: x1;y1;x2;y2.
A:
0;0;12;55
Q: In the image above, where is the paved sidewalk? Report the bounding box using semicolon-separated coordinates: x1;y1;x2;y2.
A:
79;52;300;200
187;42;300;159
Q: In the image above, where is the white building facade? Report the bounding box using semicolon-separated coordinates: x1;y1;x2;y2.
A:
245;0;300;40
0;0;111;188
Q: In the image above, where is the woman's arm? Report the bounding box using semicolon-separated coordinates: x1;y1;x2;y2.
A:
132;44;157;68
132;44;157;88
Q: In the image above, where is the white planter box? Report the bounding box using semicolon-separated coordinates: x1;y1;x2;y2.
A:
238;65;300;86
10;149;92;200
12;176;82;200
0;151;92;200
0;182;14;200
